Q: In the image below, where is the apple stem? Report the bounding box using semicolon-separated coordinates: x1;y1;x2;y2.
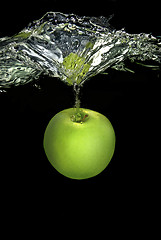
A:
71;109;88;123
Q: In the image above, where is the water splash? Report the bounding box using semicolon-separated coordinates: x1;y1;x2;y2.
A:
0;11;161;88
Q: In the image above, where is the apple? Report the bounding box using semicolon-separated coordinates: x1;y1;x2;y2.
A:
43;108;116;179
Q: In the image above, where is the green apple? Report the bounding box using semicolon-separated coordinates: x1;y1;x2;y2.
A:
43;108;116;180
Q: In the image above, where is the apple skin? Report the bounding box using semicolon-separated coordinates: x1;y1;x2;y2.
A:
43;108;116;180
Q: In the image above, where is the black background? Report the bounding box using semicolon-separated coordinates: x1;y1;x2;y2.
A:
0;0;160;227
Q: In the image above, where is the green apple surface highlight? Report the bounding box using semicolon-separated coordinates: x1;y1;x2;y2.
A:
43;108;116;179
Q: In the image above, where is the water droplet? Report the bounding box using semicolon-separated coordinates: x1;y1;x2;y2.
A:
32;83;42;91
0;89;7;93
